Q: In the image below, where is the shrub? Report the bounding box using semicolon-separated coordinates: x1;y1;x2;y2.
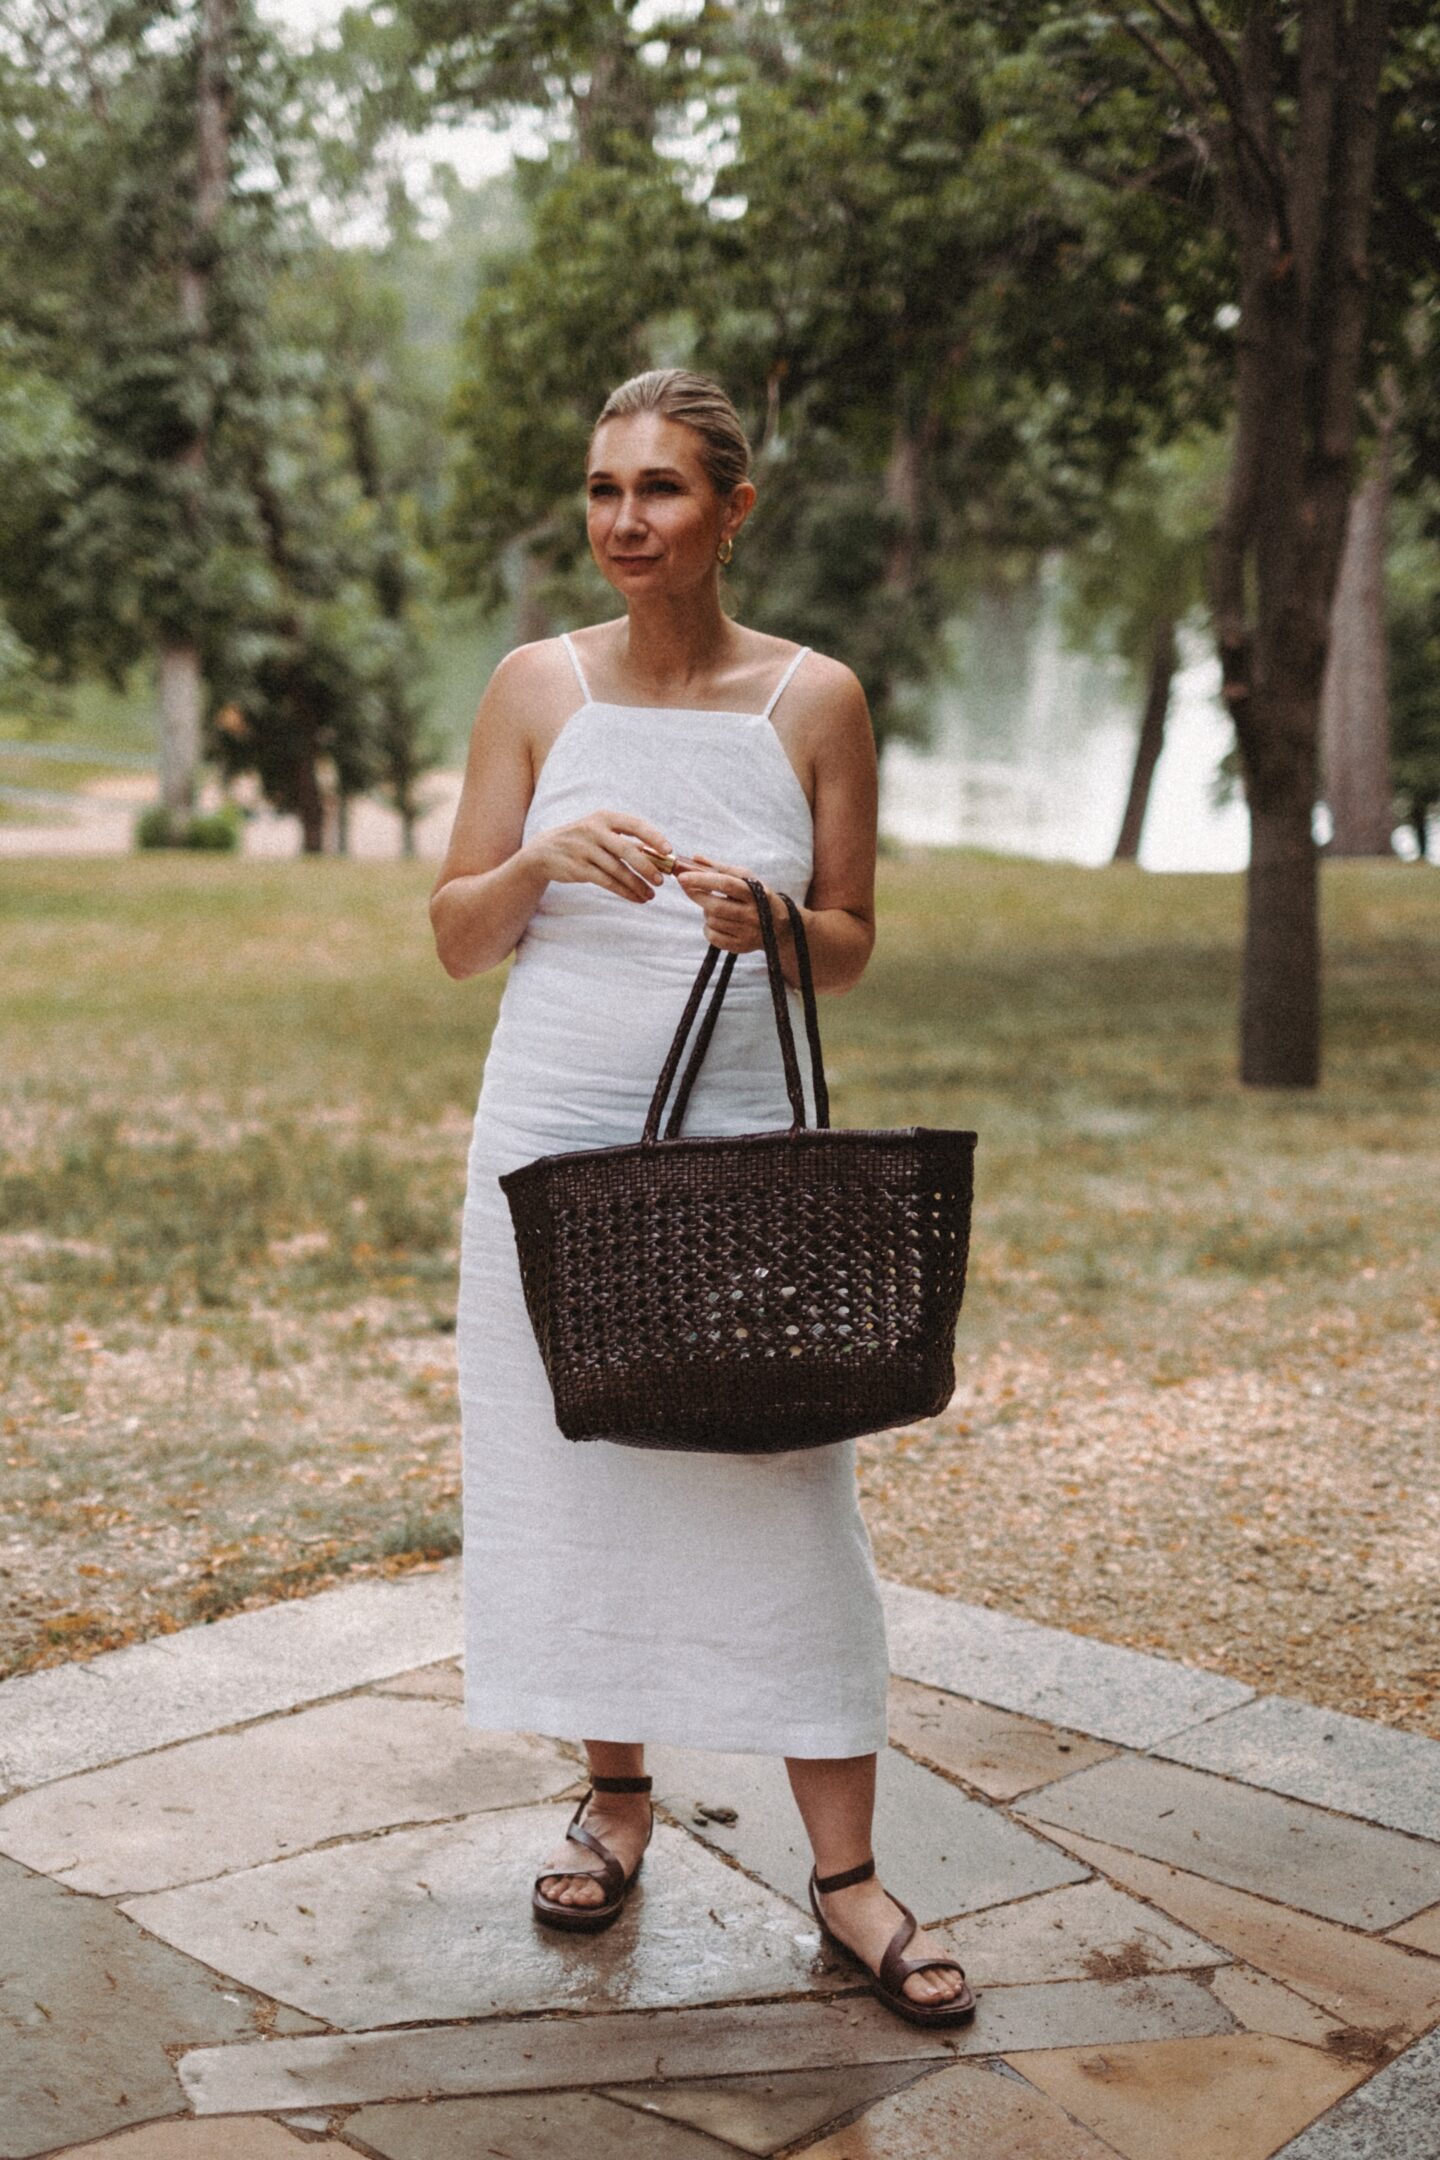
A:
135;802;242;851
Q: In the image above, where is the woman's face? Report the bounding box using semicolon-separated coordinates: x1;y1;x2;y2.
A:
586;411;749;597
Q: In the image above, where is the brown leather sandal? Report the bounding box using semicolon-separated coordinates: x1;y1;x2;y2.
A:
809;1857;977;2027
532;1773;654;1933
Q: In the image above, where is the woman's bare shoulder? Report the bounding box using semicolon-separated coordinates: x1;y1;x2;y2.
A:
466;638;583;763
731;627;865;712
482;636;578;711
793;646;865;700
784;649;872;746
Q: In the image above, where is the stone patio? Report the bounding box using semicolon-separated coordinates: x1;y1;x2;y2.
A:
1;1565;1436;2159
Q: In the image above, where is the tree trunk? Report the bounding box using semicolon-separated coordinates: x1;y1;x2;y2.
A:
343;383;428;853
1320;375;1397;855
1113;616;1177;862
294;746;325;855
882;416;922;596
1241;741;1321;1088
159;0;231;824
158;644;203;819
513;542;553;645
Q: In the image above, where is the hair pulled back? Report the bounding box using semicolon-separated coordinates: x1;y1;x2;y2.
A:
590;369;751;497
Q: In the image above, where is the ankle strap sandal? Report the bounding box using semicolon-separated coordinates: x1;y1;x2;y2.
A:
809;1857;977;2027
532;1774;654;1934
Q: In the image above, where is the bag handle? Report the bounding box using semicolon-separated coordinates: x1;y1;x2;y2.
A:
642;878;830;1143
641;941;734;1146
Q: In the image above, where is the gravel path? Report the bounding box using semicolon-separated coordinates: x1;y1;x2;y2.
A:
860;1319;1439;1737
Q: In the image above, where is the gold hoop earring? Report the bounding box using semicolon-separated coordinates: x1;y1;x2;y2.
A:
717;536;734;566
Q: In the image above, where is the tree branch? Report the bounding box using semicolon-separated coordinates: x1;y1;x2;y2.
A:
1141;0;1291;249
1058;134;1215;202
1181;0;1247;116
1116;13;1217;143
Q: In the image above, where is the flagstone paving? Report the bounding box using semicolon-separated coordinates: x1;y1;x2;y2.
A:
0;1853;255;2158
931;1876;1226;1987
372;1662;466;1703
0;1697;573;1895
125;1809;831;2028
175;2001;960;2114
886;1676;1117;1800
647;1736;1086;1917
595;2064;932;2153
0;1568;459;1795
1025;1825;1440;2043
1270;2027;1440;2158
1155;1695;1440;1844
1390;1902;1440;1956
1208;1968;1350;2049
794;2059;1123;2157
1;1563;1435;2160
347;2091;745;2159
879;1578;1254;1747
46;2126;347;2158
1014;2035;1368;2160
1016;1754;1439;1928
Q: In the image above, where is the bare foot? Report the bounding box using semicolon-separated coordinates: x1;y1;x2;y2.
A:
814;1876;970;2005
536;1790;652;1909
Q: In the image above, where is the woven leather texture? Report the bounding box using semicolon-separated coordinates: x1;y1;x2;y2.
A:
503;1123;975;1453
501;881;976;1453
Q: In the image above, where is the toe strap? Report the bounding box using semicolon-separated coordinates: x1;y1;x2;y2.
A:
560;1805;624;1897
878;1898;969;1996
877;1895;918;1997
893;1954;971;1981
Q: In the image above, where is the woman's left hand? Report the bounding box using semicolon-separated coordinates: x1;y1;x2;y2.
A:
674;854;784;954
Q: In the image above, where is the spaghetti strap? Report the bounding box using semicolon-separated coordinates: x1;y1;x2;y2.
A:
560;631;592;704
762;644;811;720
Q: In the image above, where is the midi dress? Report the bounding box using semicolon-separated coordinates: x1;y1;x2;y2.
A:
455;632;890;1758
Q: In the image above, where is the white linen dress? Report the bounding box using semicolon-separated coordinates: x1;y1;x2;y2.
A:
455;633;890;1757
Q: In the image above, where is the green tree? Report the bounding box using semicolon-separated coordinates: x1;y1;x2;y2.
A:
290;247;447;854
692;0;1230;739
0;339;84;720
1092;0;1415;1086
0;0;448;852
0;0;286;819
447;148;715;624
202;272;407;854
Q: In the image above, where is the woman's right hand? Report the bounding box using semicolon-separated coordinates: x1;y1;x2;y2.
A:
527;810;677;902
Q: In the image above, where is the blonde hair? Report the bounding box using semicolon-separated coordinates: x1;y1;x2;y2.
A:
590;369;751;496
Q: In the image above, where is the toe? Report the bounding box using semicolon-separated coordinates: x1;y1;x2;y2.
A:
555;1873;603;1905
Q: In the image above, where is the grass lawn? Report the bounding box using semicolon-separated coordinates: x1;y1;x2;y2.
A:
2;849;1436;1733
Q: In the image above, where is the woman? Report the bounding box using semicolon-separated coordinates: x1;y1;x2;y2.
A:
429;368;974;2026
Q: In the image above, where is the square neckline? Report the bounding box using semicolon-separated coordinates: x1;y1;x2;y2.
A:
560;631;811;724
575;697;786;721
534;648;816;829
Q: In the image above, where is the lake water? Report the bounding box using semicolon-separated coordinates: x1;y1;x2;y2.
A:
880;570;1251;875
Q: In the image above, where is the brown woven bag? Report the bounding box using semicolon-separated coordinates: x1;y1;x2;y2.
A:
500;879;977;1453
